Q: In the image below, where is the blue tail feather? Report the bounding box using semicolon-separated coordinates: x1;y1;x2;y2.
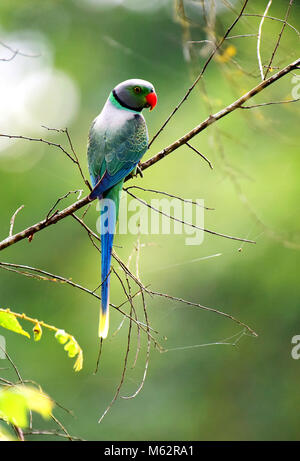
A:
99;197;117;338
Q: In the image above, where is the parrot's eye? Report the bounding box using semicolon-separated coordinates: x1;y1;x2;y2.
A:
133;86;141;94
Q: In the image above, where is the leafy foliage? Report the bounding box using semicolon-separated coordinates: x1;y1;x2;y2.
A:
0;310;30;339
0;309;83;372
0;385;53;430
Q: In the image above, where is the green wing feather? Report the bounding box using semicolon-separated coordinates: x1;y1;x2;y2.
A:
87;114;148;190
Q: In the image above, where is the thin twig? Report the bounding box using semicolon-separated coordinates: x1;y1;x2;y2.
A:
121;291;151;400
98;297;134;424
148;289;258;337
46;190;83;221
264;0;295;79
0;50;18;62
71;213;149;294
50;413;73;442
240;98;300;109
0;133;76;163
0;261;159;344
139;57;300;174
125;188;255;244
93;338;103;374
186;142;213;169
257;1;273;81
9;205;24;237
243;13;300;37
23;430;83;441
148;0;250;147
0;40;40;58
124;186;214;210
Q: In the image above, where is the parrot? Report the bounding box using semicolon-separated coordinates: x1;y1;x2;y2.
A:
87;79;157;339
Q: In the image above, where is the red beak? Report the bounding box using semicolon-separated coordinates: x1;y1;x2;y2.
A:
146;91;157;111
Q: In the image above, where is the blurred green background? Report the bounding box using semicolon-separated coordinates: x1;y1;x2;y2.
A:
0;0;299;441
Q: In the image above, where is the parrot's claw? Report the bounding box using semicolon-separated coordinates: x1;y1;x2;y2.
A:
133;164;143;178
128;165;143;179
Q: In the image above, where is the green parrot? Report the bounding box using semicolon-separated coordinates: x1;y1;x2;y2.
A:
87;79;157;338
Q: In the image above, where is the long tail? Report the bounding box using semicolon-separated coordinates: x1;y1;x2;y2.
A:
99;183;122;338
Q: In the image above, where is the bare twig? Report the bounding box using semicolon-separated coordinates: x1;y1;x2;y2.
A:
188;34;258;43
46;190;83;220
243;13;300;37
124;186;214;210
264;0;295;79
139;57;300;173
186;142;213;169
0;194;90;251
0;49;18;62
23;429;84;441
257;1;273;81
240;98;300;109
12;425;24;441
50;413;72;442
147;290;258;337
0;40;40;59
121;291;150;400
148;0;250;147
125;188;255;244
0;261;105;301
98;298;134;424
71;213;150;294
0;261;158;343
9;205;24;237
41;125;92;190
0;133;76;163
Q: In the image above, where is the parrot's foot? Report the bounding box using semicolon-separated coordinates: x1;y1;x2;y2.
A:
131;164;143;179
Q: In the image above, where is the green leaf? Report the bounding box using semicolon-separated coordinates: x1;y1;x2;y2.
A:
0;310;83;372
0;390;28;428
0;310;30;339
21;386;53;419
55;331;83;371
0;425;15;441
0;386;54;429
64;338;80;358
55;329;69;344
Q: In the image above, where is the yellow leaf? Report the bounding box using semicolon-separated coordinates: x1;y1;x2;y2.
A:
33;322;42;341
74;350;83;372
55;331;83;371
215;45;237;63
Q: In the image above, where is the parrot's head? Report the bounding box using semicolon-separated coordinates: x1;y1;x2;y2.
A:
112;79;157;112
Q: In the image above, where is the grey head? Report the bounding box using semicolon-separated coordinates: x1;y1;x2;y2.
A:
112;79;157;112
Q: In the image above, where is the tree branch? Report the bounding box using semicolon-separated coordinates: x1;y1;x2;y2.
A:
139;57;300;172
0;57;298;254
